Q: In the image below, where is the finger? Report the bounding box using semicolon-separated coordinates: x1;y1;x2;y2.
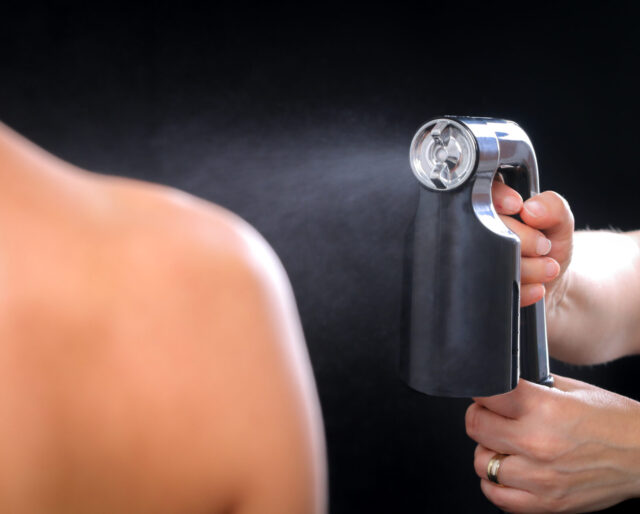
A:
473;379;547;418
499;215;552;256
521;256;560;284
492;180;523;215
465;403;523;455
521;283;545;307
475;444;545;494
480;478;541;513
521;191;574;245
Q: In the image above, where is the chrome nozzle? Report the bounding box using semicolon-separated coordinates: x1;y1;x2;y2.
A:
409;118;477;191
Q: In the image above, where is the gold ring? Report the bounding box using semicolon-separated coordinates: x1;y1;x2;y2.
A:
487;453;508;486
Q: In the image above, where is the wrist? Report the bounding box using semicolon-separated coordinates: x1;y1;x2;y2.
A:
545;267;574;357
546;264;572;316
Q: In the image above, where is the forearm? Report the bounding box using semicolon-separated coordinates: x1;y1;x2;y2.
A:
547;230;640;364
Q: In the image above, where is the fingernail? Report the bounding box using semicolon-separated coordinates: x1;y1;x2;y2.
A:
502;196;521;212
546;260;559;277
536;237;552;255
524;200;546;217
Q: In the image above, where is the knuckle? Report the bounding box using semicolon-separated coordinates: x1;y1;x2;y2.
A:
542;190;565;206
535;391;558;417
545;191;575;225
473;452;485;478
522;389;558;420
520;431;560;462
558;197;575;228
465;404;481;439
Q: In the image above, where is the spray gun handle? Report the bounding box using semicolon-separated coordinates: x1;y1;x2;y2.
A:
501;169;554;388
489;122;554;388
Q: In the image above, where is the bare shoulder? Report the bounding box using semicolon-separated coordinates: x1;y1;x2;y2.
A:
101;177;328;514
0;171;325;513
0;126;325;513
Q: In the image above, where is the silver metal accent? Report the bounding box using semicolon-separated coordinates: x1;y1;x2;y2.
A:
466;117;540;239
457;116;550;384
409;118;477;191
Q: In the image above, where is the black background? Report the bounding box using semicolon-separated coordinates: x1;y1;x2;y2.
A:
1;2;639;512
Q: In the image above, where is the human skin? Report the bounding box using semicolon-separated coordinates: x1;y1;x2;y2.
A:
464;182;640;512
490;180;640;363
467;376;640;513
0;123;327;513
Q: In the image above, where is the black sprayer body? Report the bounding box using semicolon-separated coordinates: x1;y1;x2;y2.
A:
400;116;553;398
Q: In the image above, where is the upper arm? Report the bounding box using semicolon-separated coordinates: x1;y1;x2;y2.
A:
165;211;327;514
103;181;327;513
217;223;326;514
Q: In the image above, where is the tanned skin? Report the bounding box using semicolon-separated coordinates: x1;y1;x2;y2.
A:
0;123;327;514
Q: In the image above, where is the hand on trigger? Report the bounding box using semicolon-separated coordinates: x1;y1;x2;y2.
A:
491;179;575;309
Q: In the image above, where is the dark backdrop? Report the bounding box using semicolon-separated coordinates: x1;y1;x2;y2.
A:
1;2;639;512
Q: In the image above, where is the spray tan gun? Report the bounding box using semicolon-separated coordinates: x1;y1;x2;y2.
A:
401;116;554;397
